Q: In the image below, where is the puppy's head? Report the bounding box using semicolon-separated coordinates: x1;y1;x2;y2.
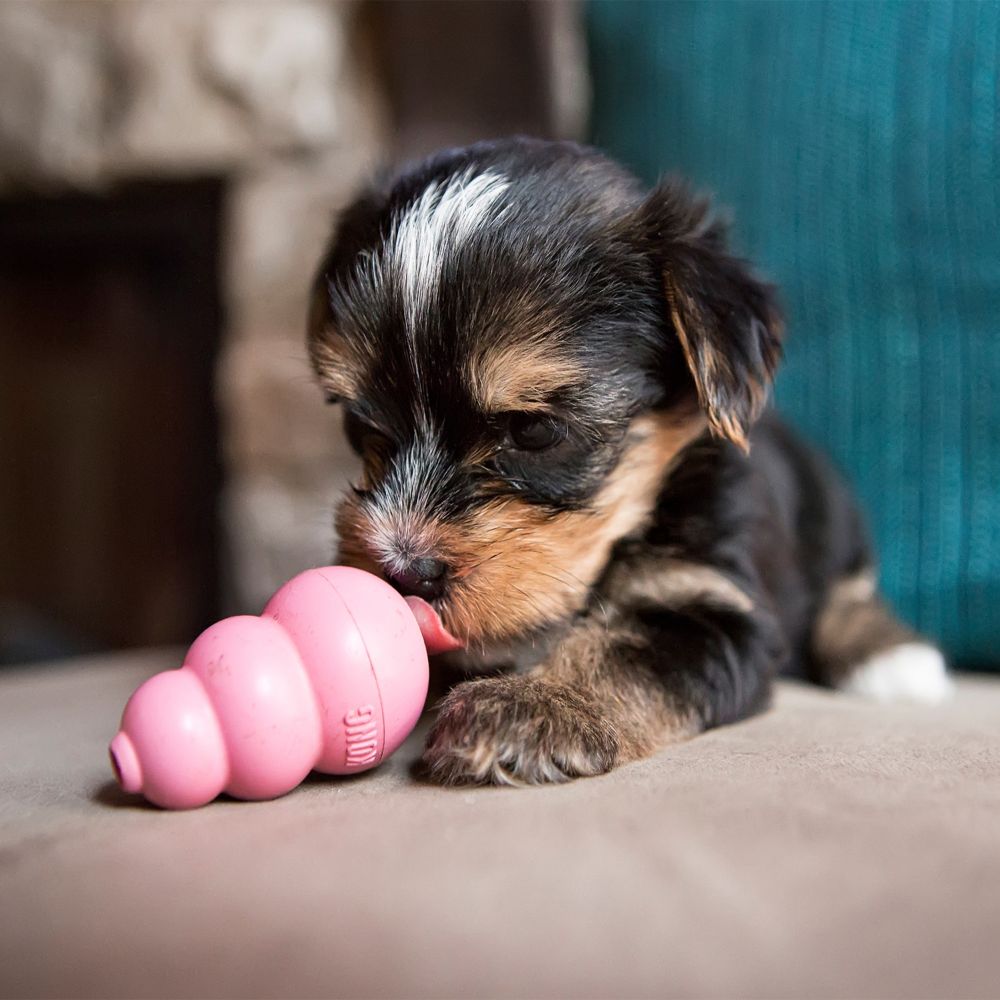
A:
308;139;782;660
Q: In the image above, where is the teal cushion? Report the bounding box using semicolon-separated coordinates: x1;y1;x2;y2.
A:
587;0;1000;666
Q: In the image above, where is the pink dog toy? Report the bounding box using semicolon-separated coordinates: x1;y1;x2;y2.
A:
108;566;462;809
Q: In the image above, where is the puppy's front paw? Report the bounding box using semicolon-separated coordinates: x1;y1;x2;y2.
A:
422;676;619;786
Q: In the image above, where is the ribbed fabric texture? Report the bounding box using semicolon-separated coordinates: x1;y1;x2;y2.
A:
587;0;999;666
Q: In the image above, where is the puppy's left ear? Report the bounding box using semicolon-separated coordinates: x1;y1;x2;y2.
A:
640;179;784;452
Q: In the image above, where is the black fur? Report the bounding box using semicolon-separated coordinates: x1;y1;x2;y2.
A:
307;138;929;785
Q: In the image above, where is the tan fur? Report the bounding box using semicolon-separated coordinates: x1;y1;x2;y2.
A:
424;615;699;785
812;570;918;684
337;410;706;648
332;519;382;578
309;326;369;401
535;616;700;759
423;674;619;785
664;272;773;452
606;557;754;615
828;569;877;604
466;336;581;413
307;279;376;402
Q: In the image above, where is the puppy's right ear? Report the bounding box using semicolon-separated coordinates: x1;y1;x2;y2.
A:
307;185;390;394
639;179;783;452
309;185;389;326
315;186;391;284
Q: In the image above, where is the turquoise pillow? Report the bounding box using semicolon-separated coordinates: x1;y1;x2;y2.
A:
587;0;1000;666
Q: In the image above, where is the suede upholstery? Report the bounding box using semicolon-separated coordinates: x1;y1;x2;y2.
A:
587;0;1000;665
1;652;998;999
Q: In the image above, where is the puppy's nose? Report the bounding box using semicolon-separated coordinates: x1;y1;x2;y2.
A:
387;557;449;600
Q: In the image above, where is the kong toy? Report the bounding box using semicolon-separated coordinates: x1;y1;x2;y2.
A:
108;566;461;809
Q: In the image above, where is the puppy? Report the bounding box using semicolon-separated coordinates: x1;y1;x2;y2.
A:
307;137;951;786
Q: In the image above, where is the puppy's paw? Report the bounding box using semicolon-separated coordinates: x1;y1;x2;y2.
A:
841;642;954;704
422;676;619;786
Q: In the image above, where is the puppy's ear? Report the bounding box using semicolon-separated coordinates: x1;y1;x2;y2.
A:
640;179;783;451
307;185;391;391
309;185;389;321
317;186;391;280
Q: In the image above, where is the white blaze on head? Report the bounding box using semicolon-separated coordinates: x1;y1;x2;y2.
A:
340;171;511;571
386;169;510;332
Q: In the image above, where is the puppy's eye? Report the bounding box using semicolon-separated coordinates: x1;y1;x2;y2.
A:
506;412;568;452
323;392;341;406
344;410;391;458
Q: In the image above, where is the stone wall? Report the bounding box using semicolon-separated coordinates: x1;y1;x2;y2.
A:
1;0;587;618
0;0;383;611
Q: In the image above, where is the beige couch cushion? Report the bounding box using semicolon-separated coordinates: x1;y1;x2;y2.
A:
1;652;998;999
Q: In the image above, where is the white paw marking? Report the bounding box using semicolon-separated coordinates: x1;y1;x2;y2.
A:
842;642;954;704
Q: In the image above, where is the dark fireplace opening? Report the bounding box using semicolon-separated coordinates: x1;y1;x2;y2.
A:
0;180;225;664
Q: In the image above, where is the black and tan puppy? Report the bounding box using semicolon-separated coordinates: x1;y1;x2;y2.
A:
308;138;951;785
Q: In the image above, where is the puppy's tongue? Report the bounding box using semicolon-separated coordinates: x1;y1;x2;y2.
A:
404;596;464;654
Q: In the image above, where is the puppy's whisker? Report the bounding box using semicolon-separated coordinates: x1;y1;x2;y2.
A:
541;565;594;598
536;568;583;597
455;551;503;578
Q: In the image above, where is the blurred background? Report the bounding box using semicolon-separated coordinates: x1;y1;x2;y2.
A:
1;0;997;669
